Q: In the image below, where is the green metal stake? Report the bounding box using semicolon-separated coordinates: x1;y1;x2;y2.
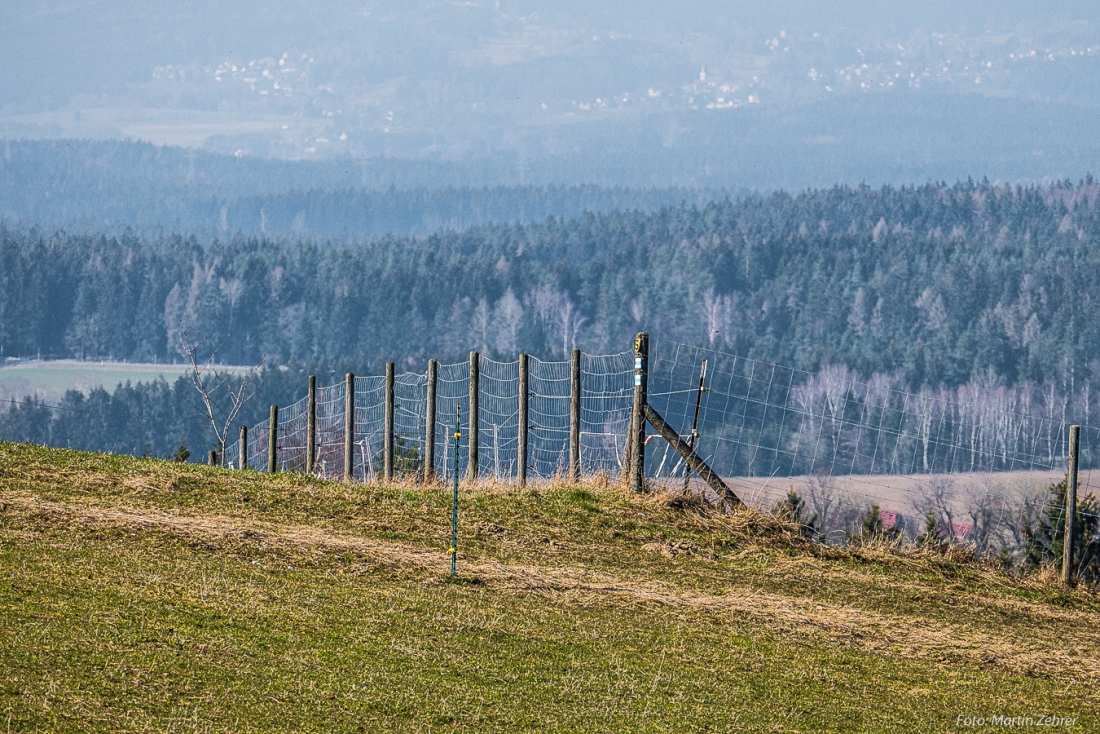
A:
451;404;461;577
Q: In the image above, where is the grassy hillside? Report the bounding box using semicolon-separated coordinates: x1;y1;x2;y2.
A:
0;443;1098;732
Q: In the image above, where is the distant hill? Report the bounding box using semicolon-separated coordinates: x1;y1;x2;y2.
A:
3;2;1100;186
0;140;725;238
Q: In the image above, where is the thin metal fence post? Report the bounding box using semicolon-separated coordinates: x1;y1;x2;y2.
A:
468;351;479;480
570;348;581;482
425;359;438;481
630;333;649;492
267;404;278;474
384;362;395;481
344;372;355;481
518;354;528;487
1064;424;1080;586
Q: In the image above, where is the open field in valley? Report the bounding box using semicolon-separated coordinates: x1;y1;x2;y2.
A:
709;470;1093;520
0;360;252;404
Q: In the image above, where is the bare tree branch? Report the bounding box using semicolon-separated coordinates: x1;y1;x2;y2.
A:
178;321;265;460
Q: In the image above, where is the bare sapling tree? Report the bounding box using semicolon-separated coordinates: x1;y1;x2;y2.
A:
178;323;264;463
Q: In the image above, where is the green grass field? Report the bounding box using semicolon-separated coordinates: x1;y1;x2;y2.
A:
0;360;249;404
0;443;1098;732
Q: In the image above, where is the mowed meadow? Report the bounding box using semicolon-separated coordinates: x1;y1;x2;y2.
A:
0;442;1097;732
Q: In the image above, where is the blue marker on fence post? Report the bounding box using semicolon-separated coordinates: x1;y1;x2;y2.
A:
451;404;461;577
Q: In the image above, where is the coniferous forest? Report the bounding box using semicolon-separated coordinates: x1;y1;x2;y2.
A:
3;178;1100;457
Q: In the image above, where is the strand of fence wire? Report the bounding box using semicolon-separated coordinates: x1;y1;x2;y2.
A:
648;338;1100;540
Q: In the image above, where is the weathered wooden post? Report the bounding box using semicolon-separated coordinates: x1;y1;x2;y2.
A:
306;374;317;474
630;332;649;493
384;362;395;481
344;372;355;481
468;351;479;480
518;353;529;487
1064;424;1080;587
570;348;581;482
267;404;279;474
208;450;217;466
239;425;248;470
425;359;438;481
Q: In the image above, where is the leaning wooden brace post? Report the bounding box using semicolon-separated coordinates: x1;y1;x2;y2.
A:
468;351;479;479
344;372;355;481
644;404;742;508
306;374;317;474
1064;424;1080;587
239;425;248;470
267;404;279;474
630;332;649;492
384;362;395;481
518;353;529;487
570;348;582;482
424;359;438;481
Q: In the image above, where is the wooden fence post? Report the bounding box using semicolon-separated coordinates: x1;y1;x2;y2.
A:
1064;424;1080;587
239;425;248;470
425;359;438;481
630;333;649;492
344;372;355;481
468;351;479;480
384;362;395;481
306;374;317;474
268;404;278;474
518;353;529;487
644;403;742;508
570;348;581;482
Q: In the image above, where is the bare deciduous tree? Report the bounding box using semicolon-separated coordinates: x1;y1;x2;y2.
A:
806;472;839;541
912;476;959;540
178;323;264;462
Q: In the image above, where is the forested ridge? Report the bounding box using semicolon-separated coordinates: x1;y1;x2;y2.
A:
0;140;718;238
3;178;1100;388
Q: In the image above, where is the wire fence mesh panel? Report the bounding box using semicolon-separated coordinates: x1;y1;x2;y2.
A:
479;357;519;478
248;417;270;471
275;396;308;474
528;356;570;478
579;352;634;477
394;372;427;477
353;375;386;481
315;380;346;480
434;360;471;480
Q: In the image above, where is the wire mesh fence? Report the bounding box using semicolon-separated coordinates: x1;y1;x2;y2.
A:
222;337;1099;552
225;351;635;483
647;338;1100;545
